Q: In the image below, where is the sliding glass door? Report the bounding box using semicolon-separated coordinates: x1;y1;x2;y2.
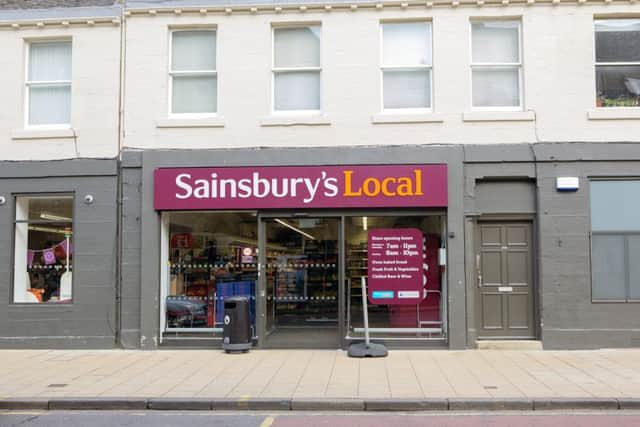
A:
262;217;340;348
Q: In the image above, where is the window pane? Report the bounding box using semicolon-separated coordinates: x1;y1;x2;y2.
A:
14;196;73;304
592;235;627;300
167;212;257;332
274;26;320;68
472;68;519;107
29;85;71;125
472;21;520;63
595;19;640;63
29;41;72;81
274;71;320;111
172;75;217;114
628;235;640;299
382;22;432;66
346;216;445;339
591;181;640;231
596;65;640;108
171;31;216;71
383;69;431;109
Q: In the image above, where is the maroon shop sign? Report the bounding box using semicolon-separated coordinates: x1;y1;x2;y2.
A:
154;165;447;210
367;228;424;305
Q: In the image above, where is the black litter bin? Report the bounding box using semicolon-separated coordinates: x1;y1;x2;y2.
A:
222;296;252;353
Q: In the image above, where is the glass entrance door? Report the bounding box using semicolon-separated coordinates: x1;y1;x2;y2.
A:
263;217;340;348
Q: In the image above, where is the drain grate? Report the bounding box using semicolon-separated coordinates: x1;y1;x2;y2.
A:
483;385;498;390
47;384;68;388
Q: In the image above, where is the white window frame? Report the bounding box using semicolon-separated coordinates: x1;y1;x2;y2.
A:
168;28;218;118
594;18;640;109
470;19;523;112
24;39;72;130
271;24;322;115
380;20;434;114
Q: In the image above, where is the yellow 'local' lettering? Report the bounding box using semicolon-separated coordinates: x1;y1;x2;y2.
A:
344;169;424;197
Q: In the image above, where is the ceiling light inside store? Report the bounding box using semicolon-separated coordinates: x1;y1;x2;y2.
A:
40;212;72;221
28;225;72;235
274;218;316;240
363;216;368;231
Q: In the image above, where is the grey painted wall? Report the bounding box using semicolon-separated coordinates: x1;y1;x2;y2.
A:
0;159;118;348
465;142;640;349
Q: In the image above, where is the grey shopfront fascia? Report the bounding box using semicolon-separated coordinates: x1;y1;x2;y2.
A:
123;145;466;350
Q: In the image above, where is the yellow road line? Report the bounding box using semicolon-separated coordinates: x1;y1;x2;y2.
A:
260;415;275;427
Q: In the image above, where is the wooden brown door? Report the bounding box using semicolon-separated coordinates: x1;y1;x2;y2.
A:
475;222;535;339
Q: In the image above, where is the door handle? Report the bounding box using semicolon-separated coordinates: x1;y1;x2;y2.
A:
476;254;482;288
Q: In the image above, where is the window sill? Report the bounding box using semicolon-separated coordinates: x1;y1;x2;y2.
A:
371;113;444;124
156;117;225;128
11;128;75;140
259;115;331;127
462;111;535;122
587;108;640;120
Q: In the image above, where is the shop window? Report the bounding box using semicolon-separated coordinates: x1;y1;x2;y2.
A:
166;212;257;331
170;30;217;115
26;40;72;127
346;215;445;339
595;19;640;108
590;181;640;301
381;22;433;111
471;20;522;109
13;196;74;303
272;25;321;112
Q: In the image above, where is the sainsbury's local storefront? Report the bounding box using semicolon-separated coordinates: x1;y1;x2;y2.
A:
119;146;465;350
156;164;448;348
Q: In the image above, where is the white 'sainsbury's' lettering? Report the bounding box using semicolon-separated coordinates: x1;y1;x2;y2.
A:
175;171;339;204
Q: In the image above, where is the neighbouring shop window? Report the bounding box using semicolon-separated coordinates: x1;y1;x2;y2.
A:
273;25;321;112
471;20;522;109
595;19;640;108
26;40;72;126
13;196;74;303
591;181;640;301
346;215;445;339
170;30;217;114
381;22;432;110
167;212;257;331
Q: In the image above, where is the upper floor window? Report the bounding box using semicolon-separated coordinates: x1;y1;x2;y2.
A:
381;22;433;111
26;40;72;127
471;20;522;110
595;19;640;108
590;180;640;302
272;25;321;112
170;30;217;115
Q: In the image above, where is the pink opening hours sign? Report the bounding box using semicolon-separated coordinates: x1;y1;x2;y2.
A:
367;228;424;305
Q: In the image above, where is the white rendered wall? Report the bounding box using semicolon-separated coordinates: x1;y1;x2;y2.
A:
0;24;121;160
123;4;640;150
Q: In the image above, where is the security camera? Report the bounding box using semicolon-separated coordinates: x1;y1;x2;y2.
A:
84;194;94;204
0;196;5;205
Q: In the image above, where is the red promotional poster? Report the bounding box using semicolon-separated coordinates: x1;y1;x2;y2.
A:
170;233;193;249
367;228;424;305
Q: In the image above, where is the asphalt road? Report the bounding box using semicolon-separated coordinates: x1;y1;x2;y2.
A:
2;411;640;427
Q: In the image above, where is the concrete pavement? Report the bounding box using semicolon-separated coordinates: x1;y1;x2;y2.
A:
0;349;639;411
